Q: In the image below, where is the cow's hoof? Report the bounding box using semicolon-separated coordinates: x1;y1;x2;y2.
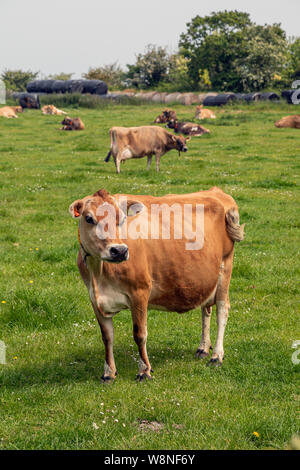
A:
136;372;152;382
195;348;210;359
101;375;115;384
207;357;223;367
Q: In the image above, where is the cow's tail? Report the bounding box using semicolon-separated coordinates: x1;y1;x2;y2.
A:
105;150;112;162
104;129;117;162
225;208;245;242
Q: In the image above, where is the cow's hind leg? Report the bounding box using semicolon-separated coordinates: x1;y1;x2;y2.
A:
196;306;212;358
147;155;152;170
209;252;233;366
131;299;152;381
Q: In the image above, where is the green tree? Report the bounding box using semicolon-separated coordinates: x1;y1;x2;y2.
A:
233;24;287;91
179;10;252;90
126;45;170;89
1;69;38;91
83;63;124;89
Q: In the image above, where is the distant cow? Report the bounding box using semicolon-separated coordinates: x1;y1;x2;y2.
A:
105;126;189;173
274;115;300;129
195;105;216;120
61;116;85;131
69;186;244;381
167;119;210;136
0;106;23;118
42;105;67;116
19;94;40;109
154;109;177;123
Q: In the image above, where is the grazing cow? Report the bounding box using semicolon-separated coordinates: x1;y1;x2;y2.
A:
104;126;189;173
69;186;244;381
61;116;85;130
274;115;300;129
195;105;216;120
0;106;23;118
154;108;177;123
167;119;210;136
42;105;67;116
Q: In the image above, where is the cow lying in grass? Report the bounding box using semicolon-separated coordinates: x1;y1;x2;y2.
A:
61;117;85;130
42;105;67;116
0;106;23;118
275;115;300;129
195;105;216;120
69;186;244;381
105;125;188;173
154;108;177;123
167;119;210;136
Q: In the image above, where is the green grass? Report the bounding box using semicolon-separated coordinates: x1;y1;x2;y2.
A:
0;102;299;450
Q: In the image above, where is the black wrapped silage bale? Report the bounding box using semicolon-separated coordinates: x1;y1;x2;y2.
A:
281;89;300;104
203;93;236;106
243;92;261;102
70;80;85;93
27;81;40;93
260;92;280;101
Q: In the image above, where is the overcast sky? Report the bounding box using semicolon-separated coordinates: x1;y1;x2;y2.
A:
1;0;299;78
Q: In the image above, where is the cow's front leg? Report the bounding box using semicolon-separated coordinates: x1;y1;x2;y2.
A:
96;313;117;382
155;152;162;172
115;157;121;174
147;155;152;170
196;306;212;358
131;302;152;381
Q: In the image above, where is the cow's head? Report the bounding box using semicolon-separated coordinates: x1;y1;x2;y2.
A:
14;106;23;113
168;133;189;153
154;109;176;123
61;116;72;126
69;189;145;263
166;119;177;130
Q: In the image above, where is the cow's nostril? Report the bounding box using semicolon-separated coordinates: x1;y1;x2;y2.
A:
110;247;119;257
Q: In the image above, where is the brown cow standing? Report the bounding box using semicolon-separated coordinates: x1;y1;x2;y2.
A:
274;115;300;129
154;109;177;123
104;126;189;173
167;119;210;136
69;186;244;381
61;116;85;130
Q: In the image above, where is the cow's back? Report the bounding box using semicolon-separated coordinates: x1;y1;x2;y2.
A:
109;189;236;312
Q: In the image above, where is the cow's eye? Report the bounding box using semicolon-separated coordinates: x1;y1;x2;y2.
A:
85;215;95;225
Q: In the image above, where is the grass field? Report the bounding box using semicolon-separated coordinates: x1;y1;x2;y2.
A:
0;101;299;450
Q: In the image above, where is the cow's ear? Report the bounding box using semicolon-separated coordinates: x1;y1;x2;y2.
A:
69;199;84;218
118;198;145;216
127;200;145;217
185;136;191;141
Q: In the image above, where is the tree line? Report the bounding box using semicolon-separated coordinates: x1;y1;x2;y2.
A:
2;11;300;93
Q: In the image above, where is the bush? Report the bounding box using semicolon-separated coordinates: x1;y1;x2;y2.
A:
82;63;124;90
1;69;39;92
36;93;148;109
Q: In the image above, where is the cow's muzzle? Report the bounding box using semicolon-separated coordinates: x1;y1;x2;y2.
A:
107;244;129;263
